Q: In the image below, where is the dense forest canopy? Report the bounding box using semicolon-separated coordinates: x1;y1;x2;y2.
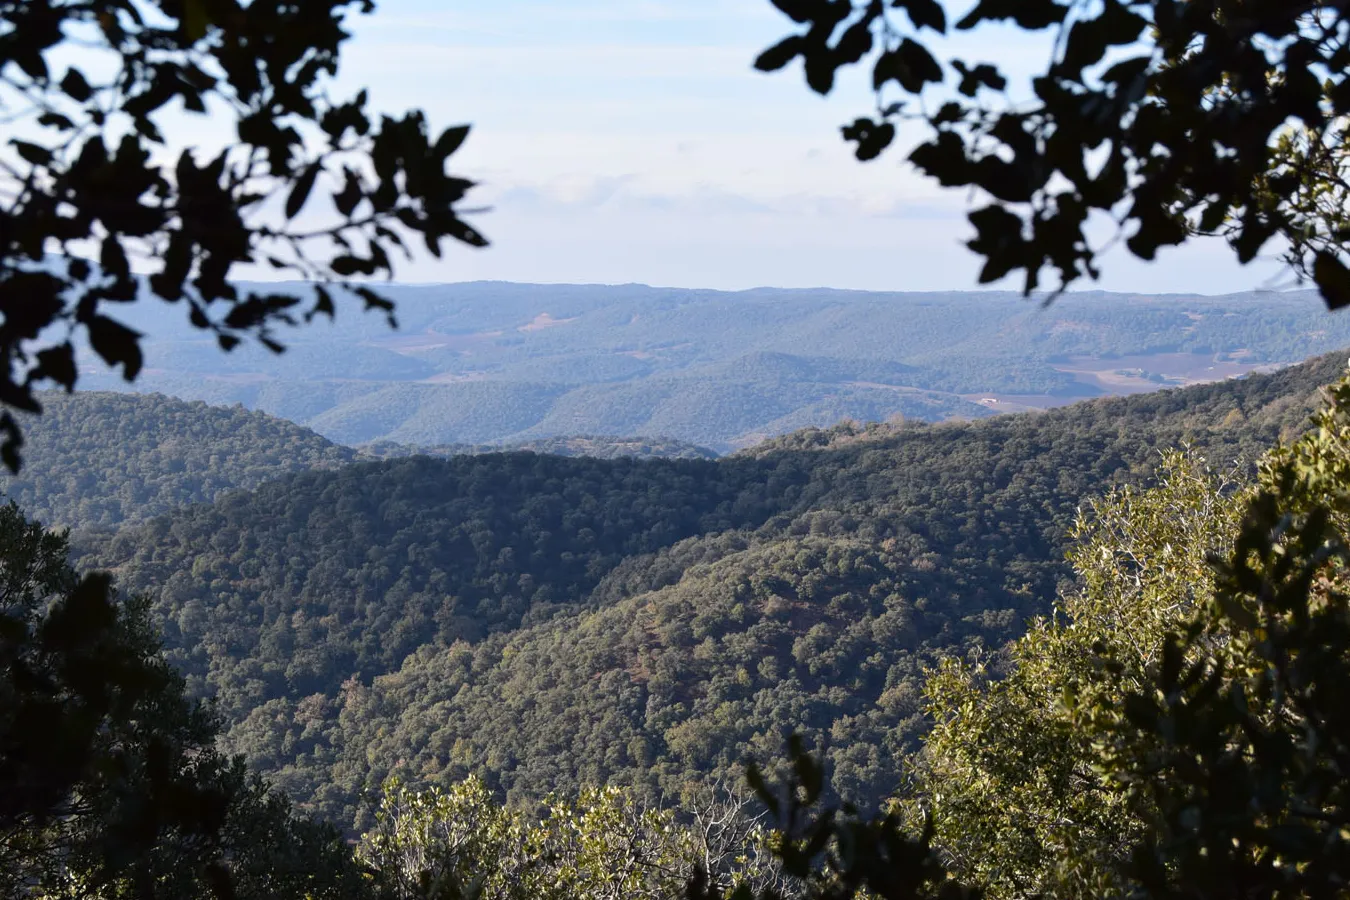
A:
0;389;715;532
71;351;1347;830
0;392;357;529
0;502;368;900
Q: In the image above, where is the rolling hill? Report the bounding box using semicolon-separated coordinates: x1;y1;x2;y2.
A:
75;283;1350;451
0;392;357;529
0;392;723;531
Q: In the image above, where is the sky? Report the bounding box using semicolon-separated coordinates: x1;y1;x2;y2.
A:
212;1;1296;293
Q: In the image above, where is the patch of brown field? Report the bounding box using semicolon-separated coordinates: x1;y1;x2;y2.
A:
961;394;1084;413
1052;351;1284;393
617;342;694;361
518;313;578;332
961;352;1290;413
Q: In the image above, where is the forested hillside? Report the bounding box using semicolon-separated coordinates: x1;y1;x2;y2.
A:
0;392;357;528
0;392;716;533
73;351;1347;830
78;283;1350;450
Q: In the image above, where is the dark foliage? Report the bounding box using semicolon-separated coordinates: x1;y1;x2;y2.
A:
708;364;1350;900
0;501;366;899
1113;385;1350;897
689;738;977;900
757;0;1350;305
0;0;485;470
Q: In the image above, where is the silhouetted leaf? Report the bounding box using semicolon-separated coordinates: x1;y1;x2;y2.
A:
756;35;805;72
956;0;1066;30
310;285;336;321
1315;252;1350;310
0;413;21;473
86;316;143;380
900;0;946;32
443;218;489;248
842;117;895;161
60;68;93;102
434;124;471;159
34;343;77;390
10;141;51;166
37;112;75;130
835;19;874;65
769;0;823;24
286;161;322;219
333;168;363;217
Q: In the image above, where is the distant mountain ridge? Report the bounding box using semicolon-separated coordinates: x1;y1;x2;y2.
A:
359;435;718;461
75;282;1350;451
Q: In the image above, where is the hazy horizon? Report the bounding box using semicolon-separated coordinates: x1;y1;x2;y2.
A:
227;277;1321;300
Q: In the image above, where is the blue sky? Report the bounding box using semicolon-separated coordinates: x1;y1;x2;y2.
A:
258;1;1294;293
